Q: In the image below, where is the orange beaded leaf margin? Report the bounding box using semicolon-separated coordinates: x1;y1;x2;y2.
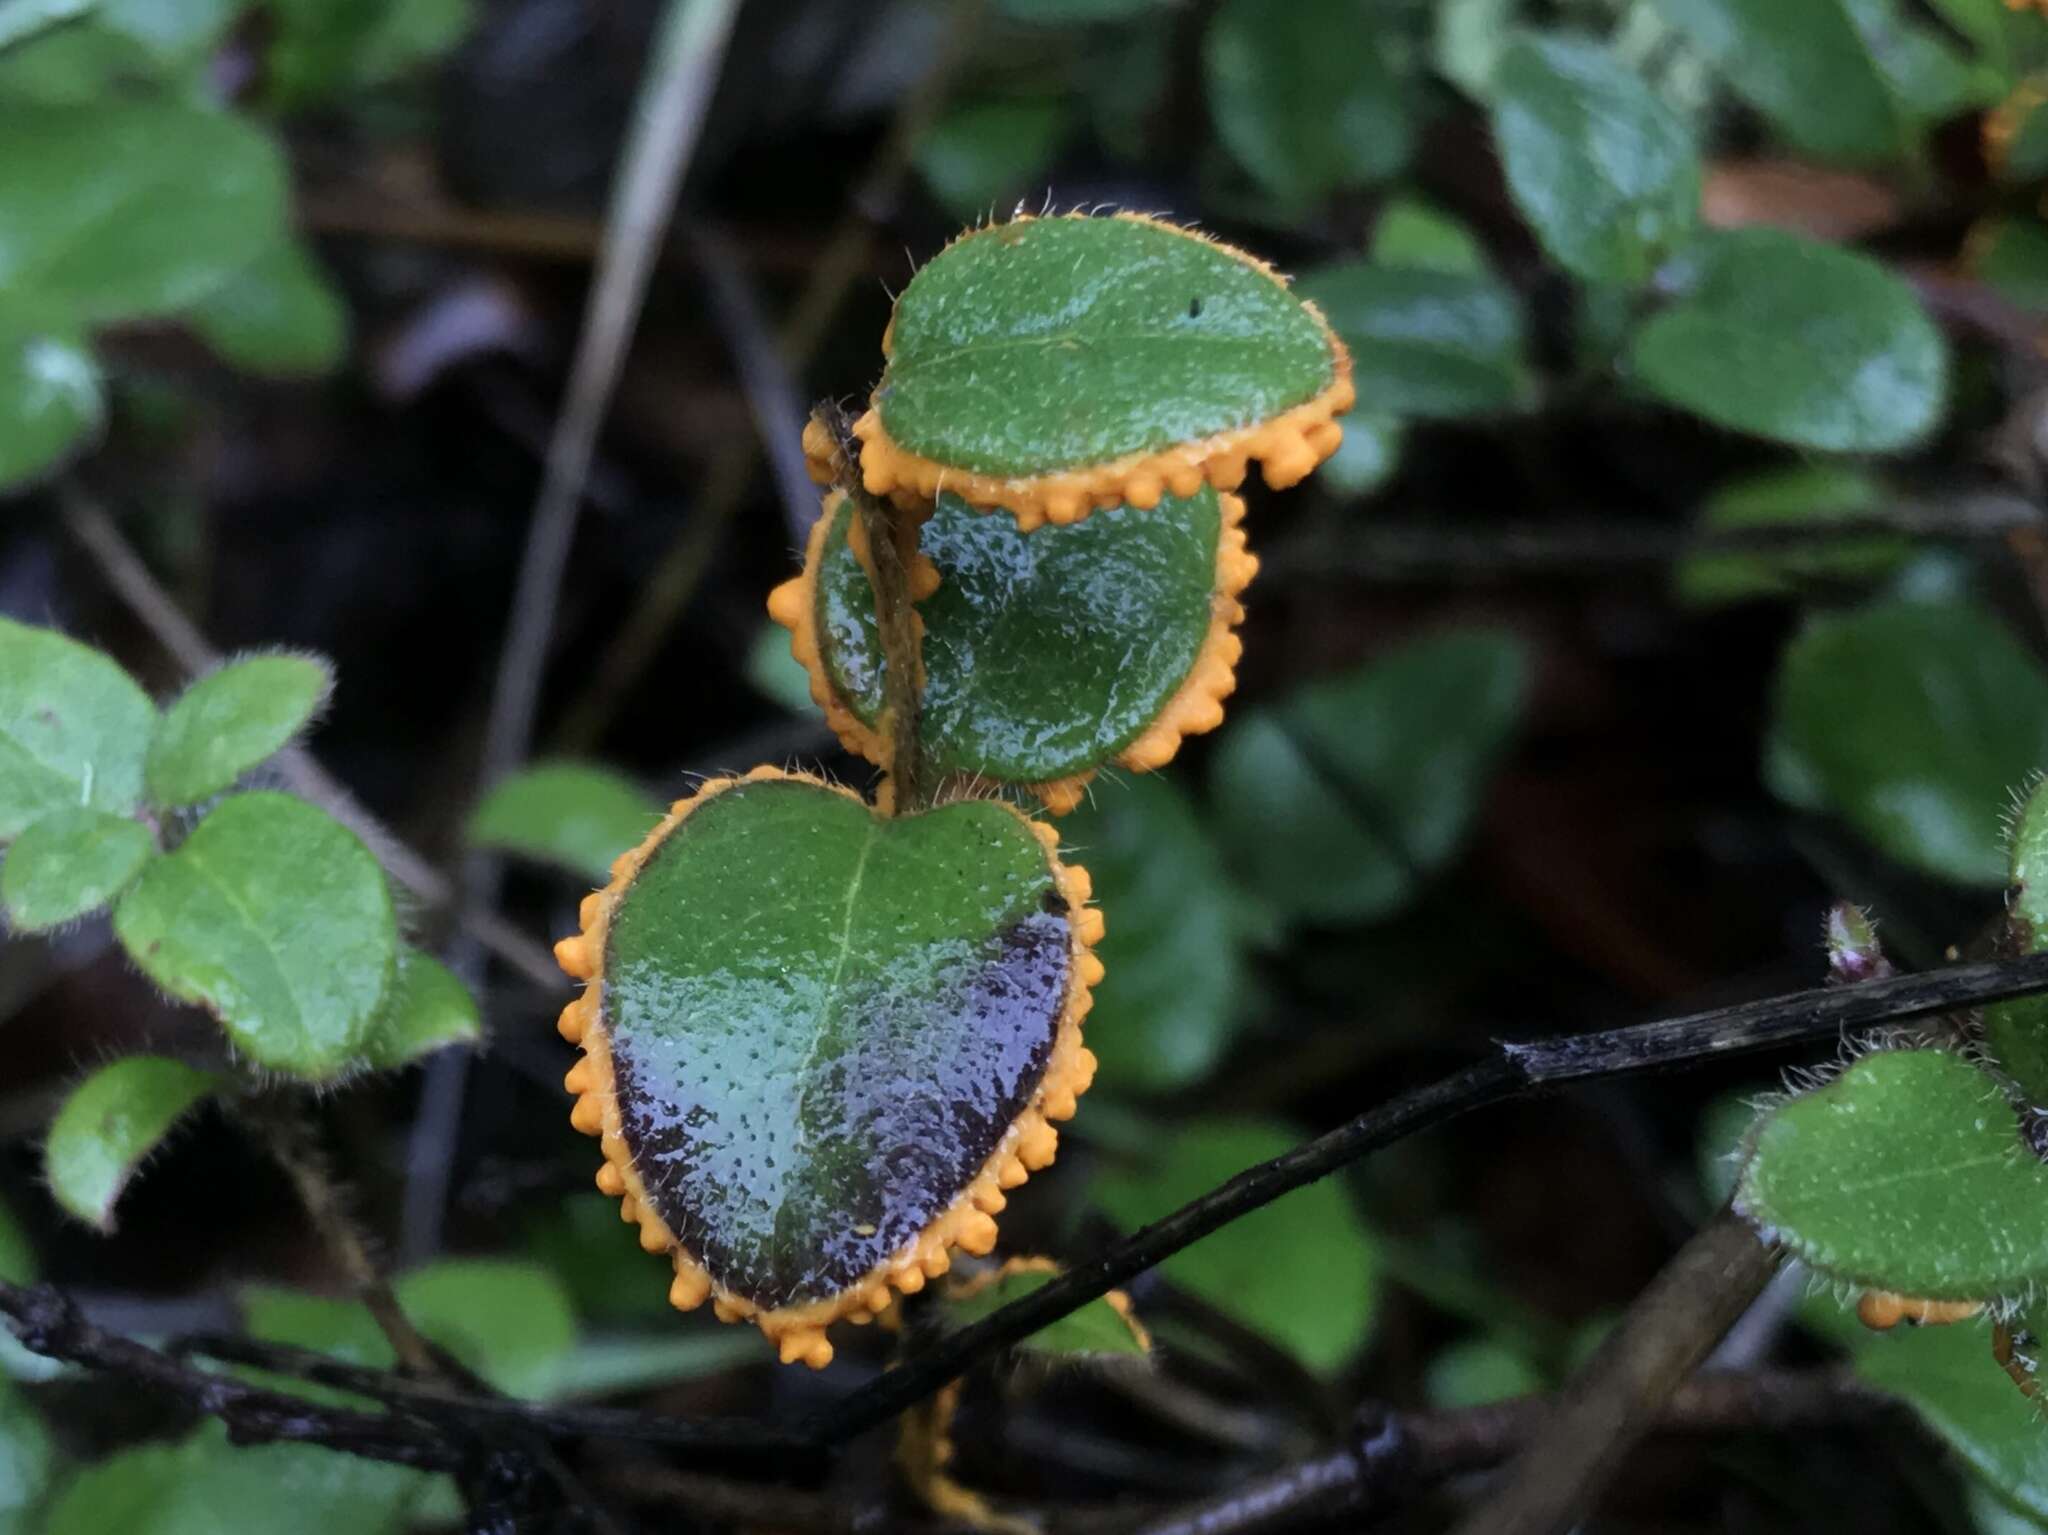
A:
552;766;1104;1368
767;490;1258;814
826;213;1355;534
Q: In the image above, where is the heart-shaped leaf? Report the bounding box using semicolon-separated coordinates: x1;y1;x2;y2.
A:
0;617;155;839
856;213;1352;530
2;805;154;931
1738;1049;2048;1298
113;792;397;1081
772;485;1252;809
1764;600;2048;886
145;652;333;809
45;1055;218;1231
555;771;1100;1365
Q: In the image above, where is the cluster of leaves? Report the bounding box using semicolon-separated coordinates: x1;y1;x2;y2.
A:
0;0;472;486
0;619;478;1229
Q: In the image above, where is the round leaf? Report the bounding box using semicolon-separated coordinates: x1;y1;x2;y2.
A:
1211;629;1529;926
360;948;480;1070
0;331;101;489
144;652;334;809
1093;1118;1378;1373
2;806;154;931
1057;775;1244;1093
45;1055;217;1231
802;486;1238;790
1627;228;1947;452
112;792;398;1081
0;617;155;839
873;213;1344;480
1653;0;1902;163
591;776;1077;1309
1370;197;1489;276
1491;33;1701;285
1764;601;2048;886
1738;1049;2048;1297
1296;261;1527;419
0;102;289;324
1203;0;1411;206
466;760;661;883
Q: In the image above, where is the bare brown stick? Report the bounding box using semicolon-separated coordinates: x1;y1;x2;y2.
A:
60;491;561;992
1449;1211;1781;1535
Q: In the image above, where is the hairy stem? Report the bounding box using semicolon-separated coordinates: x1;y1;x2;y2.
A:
858;487;930;812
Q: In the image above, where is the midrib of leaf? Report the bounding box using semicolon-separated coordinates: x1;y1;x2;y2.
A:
899;328;1315;377
1818;1147;2026;1198
177;843;307;1043
773;816;881;1254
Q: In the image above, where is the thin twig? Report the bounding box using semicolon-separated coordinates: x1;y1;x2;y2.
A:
230;1092;439;1375
548;0;987;754
1450;1211;1781;1535
58;490;562;991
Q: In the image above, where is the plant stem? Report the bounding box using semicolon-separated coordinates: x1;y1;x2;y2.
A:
1448;1211;1780;1535
231;1092;438;1375
857;486;930;812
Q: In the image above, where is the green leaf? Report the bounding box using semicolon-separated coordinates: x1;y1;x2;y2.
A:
1765;601;2048;885
265;0;472;107
0;1377;52;1535
144;652;333;809
0;332;100;490
0;617;154;839
0;102;288;325
943;1264;1149;1357
1629;228;1947;452
521;1194;674;1325
1842;0;2003;122
1204;0;1410;206
466;760;661;883
916;97;1072;223
245;1259;576;1400
875;213;1344;479
1739;1049;2048;1297
1490;34;1700;286
1855;1322;2048;1523
1094;1118;1378;1372
597;777;1073;1311
1424;1337;1545;1408
0;17;188;103
359;948;478;1070
0;0;90;50
1211;629;1529;926
96;0;240;59
1653;0;1902;162
1295;261;1528;419
187;243;348;377
1055;775;1244;1094
1370;197;1489;276
1971;218;2048;312
42;1421;421;1535
1985;776;2048;1106
804;486;1233;788
112;792;397;1081
1675;465;1903;606
0;1202;30;1285
1;806;153;930
1435;0;1519;98
744;624;819;716
44;1055;216;1231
